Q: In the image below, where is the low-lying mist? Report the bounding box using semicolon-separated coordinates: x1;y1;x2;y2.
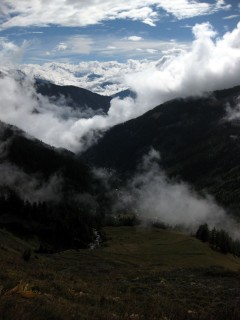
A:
114;149;240;239
0;162;63;203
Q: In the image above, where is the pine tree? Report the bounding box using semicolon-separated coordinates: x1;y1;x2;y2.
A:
196;224;210;242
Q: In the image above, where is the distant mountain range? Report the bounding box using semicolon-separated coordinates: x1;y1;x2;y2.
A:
81;85;240;214
20;61;143;96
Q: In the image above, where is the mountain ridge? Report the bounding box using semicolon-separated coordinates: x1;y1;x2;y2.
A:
81;85;240;214
35;80;112;114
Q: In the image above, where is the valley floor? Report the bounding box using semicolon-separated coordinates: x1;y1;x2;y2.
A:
0;227;240;320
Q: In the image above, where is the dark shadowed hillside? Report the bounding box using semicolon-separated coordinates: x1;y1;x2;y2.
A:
0;121;104;249
0;120;92;192
81;86;240;213
35;80;112;114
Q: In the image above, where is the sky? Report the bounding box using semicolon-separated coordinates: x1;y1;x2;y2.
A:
0;0;239;64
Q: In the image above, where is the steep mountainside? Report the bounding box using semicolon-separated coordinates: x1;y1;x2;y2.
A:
0;120;92;192
82;86;240;212
0;120;103;249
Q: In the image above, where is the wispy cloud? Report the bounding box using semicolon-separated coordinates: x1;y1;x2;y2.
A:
223;14;240;20
36;34;189;62
55;36;93;55
97;37;189;58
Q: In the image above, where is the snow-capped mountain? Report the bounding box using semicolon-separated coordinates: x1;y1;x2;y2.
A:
20;60;153;96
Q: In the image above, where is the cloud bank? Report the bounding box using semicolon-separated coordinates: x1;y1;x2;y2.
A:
124;21;240;113
0;0;231;29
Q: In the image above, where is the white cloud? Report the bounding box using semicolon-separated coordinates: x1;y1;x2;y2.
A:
0;0;231;29
192;21;217;38
0;38;28;66
157;0;231;19
117;6;158;26
122;21;240;112
127;36;143;41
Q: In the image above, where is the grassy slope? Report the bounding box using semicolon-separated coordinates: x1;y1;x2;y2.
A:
98;227;240;270
0;227;240;320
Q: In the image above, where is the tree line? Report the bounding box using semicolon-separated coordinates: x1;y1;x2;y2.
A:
0;190;101;251
196;223;240;256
